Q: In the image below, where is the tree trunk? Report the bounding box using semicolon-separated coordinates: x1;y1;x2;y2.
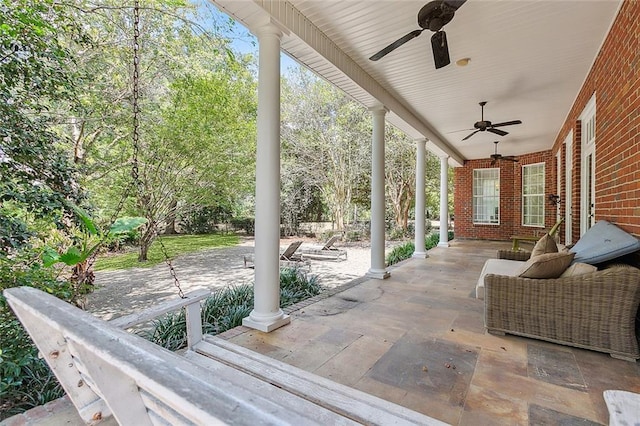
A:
138;225;155;261
164;199;178;234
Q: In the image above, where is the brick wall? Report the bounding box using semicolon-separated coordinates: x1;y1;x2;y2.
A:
455;0;640;240
551;0;640;237
454;150;554;241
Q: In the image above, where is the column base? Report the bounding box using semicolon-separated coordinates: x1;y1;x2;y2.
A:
242;313;291;333
412;251;429;259
366;269;390;280
437;242;450;248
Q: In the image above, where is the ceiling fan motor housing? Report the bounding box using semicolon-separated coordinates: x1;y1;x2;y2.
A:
418;1;456;31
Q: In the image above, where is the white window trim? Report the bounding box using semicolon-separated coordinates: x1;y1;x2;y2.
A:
522;162;546;227
472;168;500;225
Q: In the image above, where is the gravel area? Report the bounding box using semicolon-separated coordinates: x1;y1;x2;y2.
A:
86;237;376;321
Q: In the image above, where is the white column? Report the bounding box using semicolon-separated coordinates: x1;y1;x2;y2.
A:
413;139;428;258
438;155;450;248
243;23;290;332
367;107;390;279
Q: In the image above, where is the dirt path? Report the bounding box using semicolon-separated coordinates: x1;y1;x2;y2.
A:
86;237;373;321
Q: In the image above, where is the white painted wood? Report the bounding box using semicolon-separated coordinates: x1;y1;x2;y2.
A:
244;21;291;333
367;106;390;280
109;289;210;330
185;301;202;349
565;130;574;245
438;155;450;248
196;336;448;426
413;138;428;258
68;340;153;426
7;287;440;425
2;296;111;424
603;390;640;426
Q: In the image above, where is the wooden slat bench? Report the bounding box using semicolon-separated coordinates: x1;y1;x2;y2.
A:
509;235;539;251
4;286;447;425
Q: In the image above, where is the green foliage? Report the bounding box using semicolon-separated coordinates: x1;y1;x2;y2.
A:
0;251;76;419
42;206;146;268
181;206;233;235
385;242;416;266
0;308;63;419
146;268;323;351
386;231;455;266
229;217;255;236
1;0;87;256
94;234;239;271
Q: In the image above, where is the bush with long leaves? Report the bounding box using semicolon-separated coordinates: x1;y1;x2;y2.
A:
145;268;323;351
386;231;454;266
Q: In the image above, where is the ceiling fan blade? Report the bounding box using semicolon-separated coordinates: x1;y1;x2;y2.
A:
462;130;480;141
369;29;424;61
504;156;519;162
487;128;508;137
443;0;467;10
491;159;497;166
431;31;450;69
491;120;522;128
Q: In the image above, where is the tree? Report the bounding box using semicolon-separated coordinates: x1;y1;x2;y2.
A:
0;0;86;253
281;69;371;231
385;128;415;231
136;67;257;260
52;1;255;260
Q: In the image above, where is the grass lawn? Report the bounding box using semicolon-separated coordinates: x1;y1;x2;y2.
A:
95;234;240;271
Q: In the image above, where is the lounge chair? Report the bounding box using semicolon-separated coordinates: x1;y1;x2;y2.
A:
301;235;347;261
243;240;309;269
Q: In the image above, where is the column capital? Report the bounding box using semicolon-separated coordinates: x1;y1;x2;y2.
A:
368;105;389;115
414;138;428;145
439;154;450;161
254;20;284;39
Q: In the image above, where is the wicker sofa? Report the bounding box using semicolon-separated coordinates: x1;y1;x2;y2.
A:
484;262;640;361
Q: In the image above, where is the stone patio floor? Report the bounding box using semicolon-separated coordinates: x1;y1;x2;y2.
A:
218;239;640;425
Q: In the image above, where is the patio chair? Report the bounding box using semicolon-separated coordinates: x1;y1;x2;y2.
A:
300;235;347;261
243;240;309;270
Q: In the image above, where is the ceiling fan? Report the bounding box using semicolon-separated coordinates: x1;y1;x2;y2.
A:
369;0;467;69
463;101;523;141
490;141;518;165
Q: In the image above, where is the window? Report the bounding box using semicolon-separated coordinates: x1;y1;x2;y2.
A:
522;163;545;226
473;169;500;224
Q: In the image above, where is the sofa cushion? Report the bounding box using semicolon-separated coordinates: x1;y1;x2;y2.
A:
518;252;575;279
570;220;640;264
476;258;527;299
560;262;597;277
531;233;558;257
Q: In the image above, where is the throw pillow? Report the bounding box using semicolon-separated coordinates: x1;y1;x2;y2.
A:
519;252;576;279
560;262;597;277
531;233;559;257
569;220;640;264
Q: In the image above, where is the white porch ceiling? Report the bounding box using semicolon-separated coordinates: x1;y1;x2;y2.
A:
209;0;621;166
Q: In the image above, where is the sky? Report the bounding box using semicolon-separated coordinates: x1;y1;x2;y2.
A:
193;0;300;74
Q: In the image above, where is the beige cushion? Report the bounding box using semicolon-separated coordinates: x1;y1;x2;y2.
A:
518;252;575;279
476;259;527;299
560;262;597;277
531;233;558;257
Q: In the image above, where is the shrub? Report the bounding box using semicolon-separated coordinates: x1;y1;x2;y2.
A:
146;268;323;350
0;255;72;420
229;217;255;236
388;227;408;241
181;206;231;235
385;241;415;266
385;231;455;266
